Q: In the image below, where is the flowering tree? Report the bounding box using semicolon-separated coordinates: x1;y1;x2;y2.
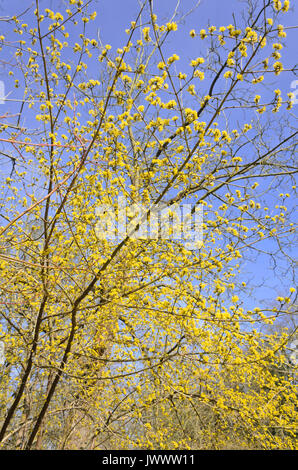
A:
0;0;297;449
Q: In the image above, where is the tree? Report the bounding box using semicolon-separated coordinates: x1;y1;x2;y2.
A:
0;0;297;450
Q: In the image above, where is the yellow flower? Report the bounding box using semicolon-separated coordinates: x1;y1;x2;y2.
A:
187;84;196;95
224;71;232;79
167;54;179;64
273;0;282;10
157;62;166;70
142;27;151;42
252;76;264;84
200;29;207;39
190;57;205;67
184;108;198;121
277;25;286;38
194;70;204;80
